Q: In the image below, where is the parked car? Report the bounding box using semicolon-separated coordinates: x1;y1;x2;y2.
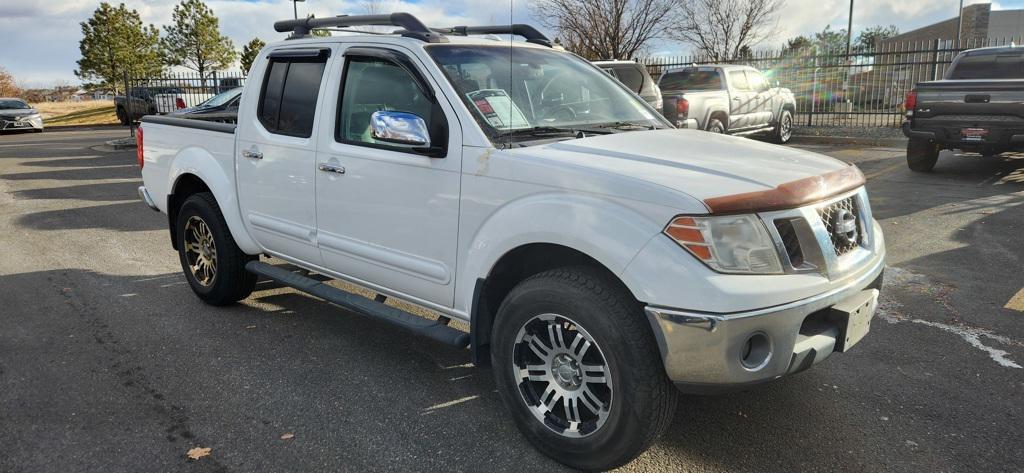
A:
136;13;884;471
659;65;797;143
902;45;1024;171
0;98;43;132
168;87;242;123
593;60;663;110
115;87;214;124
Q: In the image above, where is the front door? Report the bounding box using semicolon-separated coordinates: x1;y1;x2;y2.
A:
236;48;332;266
744;70;773;127
314;46;462;308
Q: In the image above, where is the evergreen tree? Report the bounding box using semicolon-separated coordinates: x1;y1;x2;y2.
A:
75;2;162;93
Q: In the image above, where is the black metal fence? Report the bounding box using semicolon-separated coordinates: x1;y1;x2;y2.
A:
639;36;1023;128
121;71;247;129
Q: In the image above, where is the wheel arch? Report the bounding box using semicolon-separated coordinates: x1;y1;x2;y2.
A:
165;151;260;255
469;243;638;366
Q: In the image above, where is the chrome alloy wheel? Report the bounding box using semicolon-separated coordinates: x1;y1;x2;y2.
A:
183;216;217;287
780;113;793;141
513;313;613;438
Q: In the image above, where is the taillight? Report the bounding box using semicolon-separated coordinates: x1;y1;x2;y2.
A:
136;127;144;170
676;98;690;117
905;90;917;112
175;97;186;109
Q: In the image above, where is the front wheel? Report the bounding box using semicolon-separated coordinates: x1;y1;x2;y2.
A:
771;109;793;144
176;192;257;305
491;267;678;471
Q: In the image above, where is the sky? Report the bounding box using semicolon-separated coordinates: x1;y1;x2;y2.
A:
1;0;1022;88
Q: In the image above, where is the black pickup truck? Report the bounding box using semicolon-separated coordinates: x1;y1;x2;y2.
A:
903;45;1024;171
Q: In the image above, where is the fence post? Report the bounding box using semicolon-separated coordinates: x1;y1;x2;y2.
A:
930;38;941;81
123;70;135;138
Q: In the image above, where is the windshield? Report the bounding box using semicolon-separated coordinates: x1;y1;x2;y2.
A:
0;99;30;110
427;45;668;145
948;52;1024;79
659;68;723;91
200;87;242;107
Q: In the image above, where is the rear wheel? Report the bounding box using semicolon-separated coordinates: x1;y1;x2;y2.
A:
706;118;726;134
176;192;256;305
907;138;940;172
491;266;678;471
116;107;129;126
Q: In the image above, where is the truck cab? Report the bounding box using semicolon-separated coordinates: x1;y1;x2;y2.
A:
136;13;884;471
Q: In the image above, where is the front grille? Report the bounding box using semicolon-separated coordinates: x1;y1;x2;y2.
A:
817;196;861;256
774;218;804;267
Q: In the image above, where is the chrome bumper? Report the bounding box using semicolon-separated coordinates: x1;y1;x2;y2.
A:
645;255;885;394
138;186;159;212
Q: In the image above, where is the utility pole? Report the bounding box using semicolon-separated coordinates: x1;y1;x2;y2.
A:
955;0;964;47
845;0;854;55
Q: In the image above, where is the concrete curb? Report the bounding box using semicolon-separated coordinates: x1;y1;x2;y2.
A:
789;134;907;148
47;124;126;131
104;137;137;150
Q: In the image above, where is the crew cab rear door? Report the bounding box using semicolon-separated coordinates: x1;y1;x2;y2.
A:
726;69;755;129
313;45;462;308
235;47;333;266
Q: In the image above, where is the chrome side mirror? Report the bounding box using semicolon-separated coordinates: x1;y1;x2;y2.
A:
370;111;430;147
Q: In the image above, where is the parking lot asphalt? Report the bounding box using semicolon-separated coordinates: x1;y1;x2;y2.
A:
0;128;1021;472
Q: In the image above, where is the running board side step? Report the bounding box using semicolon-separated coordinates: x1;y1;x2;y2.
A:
245;261;470;348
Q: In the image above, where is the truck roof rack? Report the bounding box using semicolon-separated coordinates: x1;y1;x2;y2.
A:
274;13;448;43
433;24;553;47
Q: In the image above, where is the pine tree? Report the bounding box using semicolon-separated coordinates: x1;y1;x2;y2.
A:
239;38;266;74
75;2;162;93
161;0;236;78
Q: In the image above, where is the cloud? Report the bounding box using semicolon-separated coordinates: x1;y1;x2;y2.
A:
2;0;1022;87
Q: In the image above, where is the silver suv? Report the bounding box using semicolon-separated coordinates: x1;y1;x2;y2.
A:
594;60;663;111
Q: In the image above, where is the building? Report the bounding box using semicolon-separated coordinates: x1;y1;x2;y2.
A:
881;3;1023;46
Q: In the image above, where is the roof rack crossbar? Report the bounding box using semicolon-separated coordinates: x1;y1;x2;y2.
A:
274;13;448;43
435;24;553;47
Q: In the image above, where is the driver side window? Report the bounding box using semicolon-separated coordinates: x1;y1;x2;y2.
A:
337;57;435;147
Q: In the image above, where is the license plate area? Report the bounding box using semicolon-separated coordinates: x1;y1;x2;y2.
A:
961;127;988;142
828;289;878;352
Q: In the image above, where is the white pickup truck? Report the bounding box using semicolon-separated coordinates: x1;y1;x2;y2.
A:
137;14;885;470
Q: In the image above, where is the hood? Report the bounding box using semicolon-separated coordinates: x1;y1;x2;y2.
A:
0;108;38;117
519;129;852;206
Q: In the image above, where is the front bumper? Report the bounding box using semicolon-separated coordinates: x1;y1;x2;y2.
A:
0;116;43;131
645;254;885;394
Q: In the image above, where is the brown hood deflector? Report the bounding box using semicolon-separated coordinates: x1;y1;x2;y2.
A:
703;165;865;214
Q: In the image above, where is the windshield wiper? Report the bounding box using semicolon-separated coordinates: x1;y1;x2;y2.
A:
591;121;659;131
496;125;614;140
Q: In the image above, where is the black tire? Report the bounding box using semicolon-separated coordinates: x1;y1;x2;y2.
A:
907;138;940;172
175;192;257;306
771;109;793;144
116;107;129;126
706;118;726;134
491;266;678;471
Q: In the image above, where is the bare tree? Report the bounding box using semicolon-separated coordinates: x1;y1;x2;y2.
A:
532;0;675;60
668;0;783;61
0;67;21;97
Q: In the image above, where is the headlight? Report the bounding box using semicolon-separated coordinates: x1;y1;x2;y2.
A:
664;215;783;274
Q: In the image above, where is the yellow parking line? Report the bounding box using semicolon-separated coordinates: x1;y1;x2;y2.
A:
865;161;904;180
1004;288;1024;312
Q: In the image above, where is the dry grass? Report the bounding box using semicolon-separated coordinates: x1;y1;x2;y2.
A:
31;100;119;126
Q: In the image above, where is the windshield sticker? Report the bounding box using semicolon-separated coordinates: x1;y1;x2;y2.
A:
467;89;531;130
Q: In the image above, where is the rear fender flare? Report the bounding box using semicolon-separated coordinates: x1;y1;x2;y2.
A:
168;148;260;254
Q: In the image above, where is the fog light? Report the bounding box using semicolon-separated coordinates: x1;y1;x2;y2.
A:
740;332;772;371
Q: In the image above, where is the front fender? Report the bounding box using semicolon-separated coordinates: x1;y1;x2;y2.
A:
456;192;669;313
167;147;260;255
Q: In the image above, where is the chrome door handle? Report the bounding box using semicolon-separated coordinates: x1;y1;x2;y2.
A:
242;149;263;159
318;163;345;174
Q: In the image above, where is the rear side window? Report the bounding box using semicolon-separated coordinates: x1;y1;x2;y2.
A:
728;70;750;91
613;65;645;93
659;69;723;91
258;57;327;137
948;53;1024;79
